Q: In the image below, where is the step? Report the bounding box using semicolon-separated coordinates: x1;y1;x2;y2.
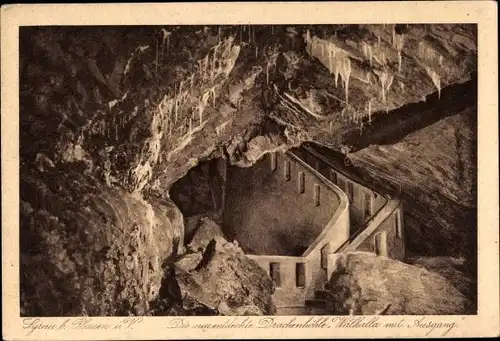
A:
314;289;330;300
305;298;328;308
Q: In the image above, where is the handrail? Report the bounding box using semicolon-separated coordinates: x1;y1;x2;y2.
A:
337;199;402;253
299;146;391;225
302;145;391;201
297;146;401;254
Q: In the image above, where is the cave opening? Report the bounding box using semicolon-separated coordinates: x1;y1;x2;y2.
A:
170;148;338;256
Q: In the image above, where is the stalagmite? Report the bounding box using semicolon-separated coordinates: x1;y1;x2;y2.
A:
189;117;192;133
255;46;258;59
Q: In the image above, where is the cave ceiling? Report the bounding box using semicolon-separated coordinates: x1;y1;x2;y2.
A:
20;24;477;196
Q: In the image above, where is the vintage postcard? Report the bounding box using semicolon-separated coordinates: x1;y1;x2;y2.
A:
2;1;499;339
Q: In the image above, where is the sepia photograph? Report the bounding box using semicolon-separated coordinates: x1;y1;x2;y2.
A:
2;2;498;340
18;23;478;317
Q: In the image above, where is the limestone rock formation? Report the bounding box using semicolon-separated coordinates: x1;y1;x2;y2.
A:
324;252;474;315
408;256;476;300
348;105;477;258
152;216;276;316
20;169;184;316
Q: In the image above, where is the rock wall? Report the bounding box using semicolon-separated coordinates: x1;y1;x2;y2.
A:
325;252;475;315
20;168;184;316
349;106;477;259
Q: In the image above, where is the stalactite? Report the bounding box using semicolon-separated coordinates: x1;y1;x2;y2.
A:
211;87;217;107
368;45;373;66
393;33;405;73
198;103;203;125
197;60;203;79
155;37;159;76
339;56;351;103
174;97;178;123
378;70;391;103
334;56;340;88
392;25;396;48
368;99;372;123
266;62;270;85
178;80;184;100
161;29;171;59
425;67;442;99
255;46;258;59
189;73;195;91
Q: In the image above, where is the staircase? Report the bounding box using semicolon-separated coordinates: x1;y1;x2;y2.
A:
302;284;331;315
